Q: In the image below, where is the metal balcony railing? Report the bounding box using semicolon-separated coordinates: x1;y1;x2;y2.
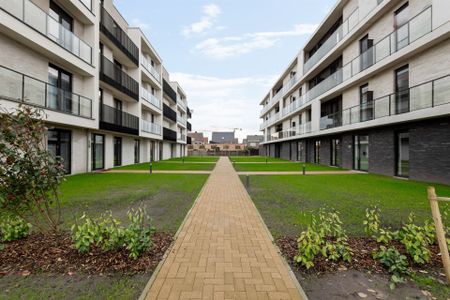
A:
99;103;139;135
163;79;177;103
163;103;177;122
100;6;139;65
0;65;92;118
142;56;161;82
141;88;161;109
142;119;161;135
100;55;139;100
0;0;92;64
163;127;177;142
320;74;450;130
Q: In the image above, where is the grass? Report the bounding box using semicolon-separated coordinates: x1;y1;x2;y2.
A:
166;156;219;162
58;173;208;233
410;273;450;300
243;173;450;237
113;161;215;171
229;156;290;163
234;162;344;172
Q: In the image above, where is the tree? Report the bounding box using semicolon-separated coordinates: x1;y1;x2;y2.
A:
0;104;65;232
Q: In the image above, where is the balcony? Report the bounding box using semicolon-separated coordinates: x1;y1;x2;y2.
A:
142;56;161;83
163;103;177;122
187;121;192;131
0;65;92;118
178;99;187;111
177;115;187;126
282;95;306;116
99;103;139;135
100;55;139;101
303;0;384;74
163;127;177;142
163;79;177;103
141;88;161;109
100;6;139;65
320;111;342;130
265;122;311;142
178;133;186;142
142;119;161;135
320;74;450;130
187;107;192;119
187;136;192;144
0;0;92;64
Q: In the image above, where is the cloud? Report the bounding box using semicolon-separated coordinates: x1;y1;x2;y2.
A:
182;4;221;37
171;72;277;140
194;24;317;59
129;18;150;30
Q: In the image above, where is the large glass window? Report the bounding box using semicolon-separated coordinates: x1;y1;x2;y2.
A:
92;134;105;170
48;129;71;174
134;139;140;163
396;132;410;177
360;84;374;122
331;138;341;167
114;137;122;167
48;64;72;113
359;35;374;70
394;3;409;51
354;135;369;171
314;141;321;164
49;1;73;50
395;65;410;114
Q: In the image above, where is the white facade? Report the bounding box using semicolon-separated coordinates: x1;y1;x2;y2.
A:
0;0;192;174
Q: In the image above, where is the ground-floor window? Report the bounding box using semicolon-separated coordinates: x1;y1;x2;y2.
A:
48;129;71;174
354;135;369;171
114;137;122;166
150;141;155;162
297;142;304;162
92;134;105;170
330;138;341;167
134;139;140;163
396;132;410;177
314;141;321;164
159;142;163;161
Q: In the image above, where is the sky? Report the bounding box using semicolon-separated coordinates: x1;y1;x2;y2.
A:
115;0;336;142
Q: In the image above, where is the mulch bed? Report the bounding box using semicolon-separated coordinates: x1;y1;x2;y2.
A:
0;232;173;276
276;236;445;275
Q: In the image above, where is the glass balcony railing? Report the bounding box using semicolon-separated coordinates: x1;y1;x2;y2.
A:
0;65;92;118
265;122;312;142
178;99;187;111
178;133;186;142
178;115;187;126
142;56;161;82
320;74;450;131
304;0;384;74
141;88;161;109
142;119;161;135
0;0;92;64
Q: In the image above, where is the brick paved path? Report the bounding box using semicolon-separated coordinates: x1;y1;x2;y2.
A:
141;157;306;300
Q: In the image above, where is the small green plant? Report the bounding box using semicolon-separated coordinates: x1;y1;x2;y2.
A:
295;209;352;269
71;209;154;259
0;215;32;242
363;206;395;244
373;246;409;289
398;213;434;264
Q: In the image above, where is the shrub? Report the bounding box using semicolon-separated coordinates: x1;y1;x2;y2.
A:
363;206;396;244
397;214;434;264
295;209;352;269
0;215;32;242
373;246;409;289
71;208;154;259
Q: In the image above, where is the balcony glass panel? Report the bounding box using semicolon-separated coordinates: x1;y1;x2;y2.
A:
142;56;161;82
142;120;161;135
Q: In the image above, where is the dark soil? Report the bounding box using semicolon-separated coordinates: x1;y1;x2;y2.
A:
0;232;173;276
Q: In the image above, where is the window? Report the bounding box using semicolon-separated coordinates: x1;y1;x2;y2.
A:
314;141;321;164
92;134;105;170
48;129;71;174
134;139;140;163
48;64;72;112
395;65;410;114
114;99;122;125
49;1;73;49
354;135;369;171
396;132;410;177
330;139;341;167
298;141;305;162
114;137;122;166
360;84;374;121
359;34;374;70
394;3;409;51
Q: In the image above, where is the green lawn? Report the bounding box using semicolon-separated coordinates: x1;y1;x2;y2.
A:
58;173;208;232
113;161;216;171
166;156;219;162
244;174;450;237
234;162;344;172
229;156;290;163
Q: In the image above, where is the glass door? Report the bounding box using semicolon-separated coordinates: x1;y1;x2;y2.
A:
396;132;410;177
360;84;374;122
394;3;409;51
49;1;73;50
92;134;105;170
48;64;72;112
331;139;341;167
48;129;71;174
113;137;122;166
359;35;373;70
314;141;321;164
354;135;369;171
134;139;140;163
395;65;410;114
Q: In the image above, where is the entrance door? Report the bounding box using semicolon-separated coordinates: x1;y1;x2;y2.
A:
354;135;369;171
330;138;341;167
48;129;71;174
92;134;105;170
113;137;122;166
314;141;321;164
396;132;410;177
48;64;72;113
150;141;155;162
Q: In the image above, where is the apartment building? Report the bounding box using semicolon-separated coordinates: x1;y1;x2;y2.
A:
259;0;450;184
0;0;193;174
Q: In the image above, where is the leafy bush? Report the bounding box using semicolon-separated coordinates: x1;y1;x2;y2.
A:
295;209;352;269
363;206;395;244
397;214;434;264
71;208;155;259
373;246;409;289
0;215;32;242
